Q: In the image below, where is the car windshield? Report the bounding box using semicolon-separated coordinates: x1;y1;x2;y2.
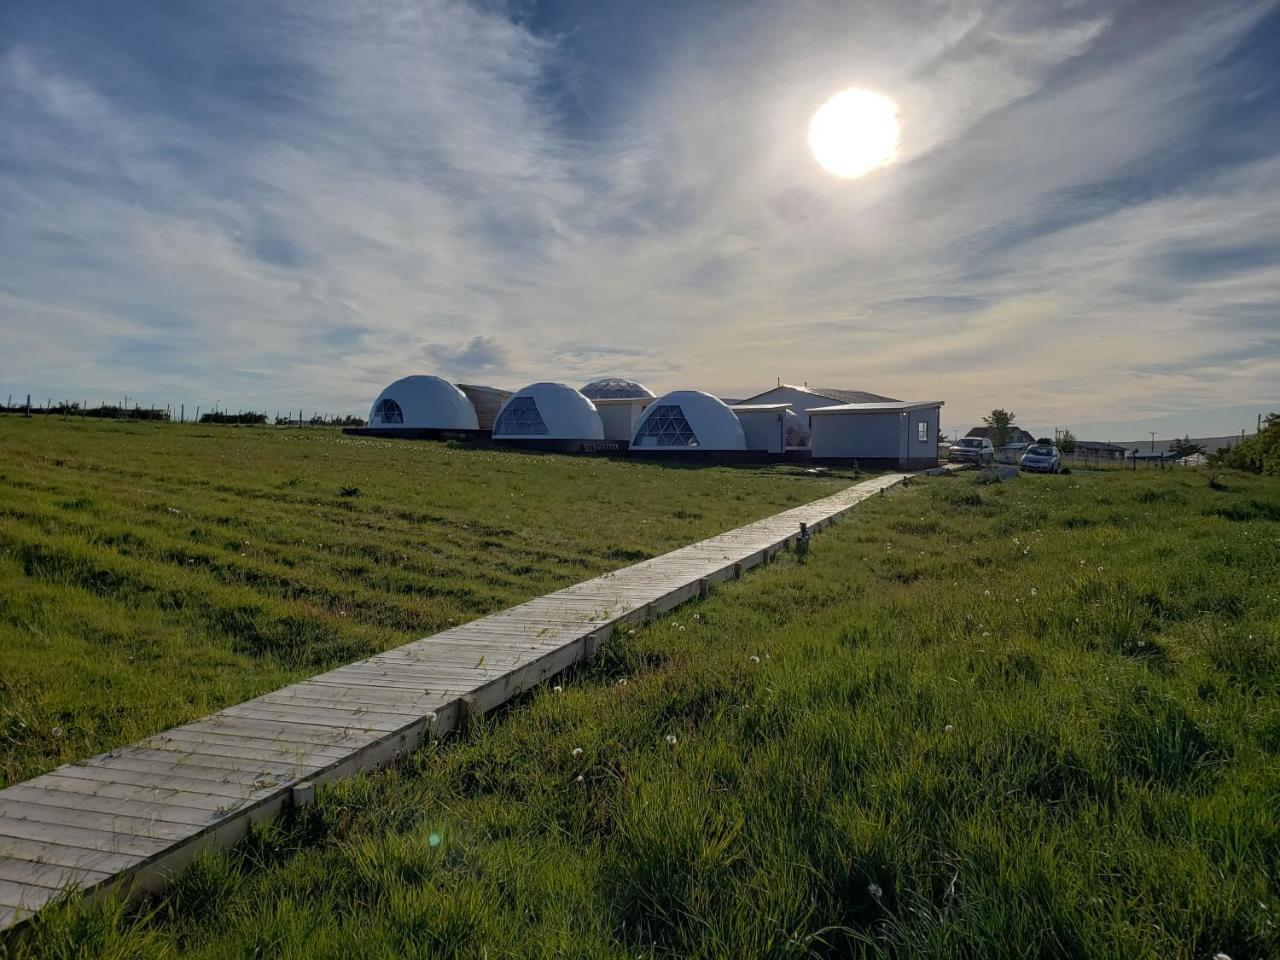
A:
1026;445;1055;456
956;438;982;448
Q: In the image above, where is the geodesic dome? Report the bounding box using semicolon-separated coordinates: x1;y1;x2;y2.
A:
491;382;605;441
367;376;479;430
580;377;657;400
631;390;747;451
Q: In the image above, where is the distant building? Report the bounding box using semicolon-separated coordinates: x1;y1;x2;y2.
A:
1074;440;1129;461
965;425;1036;447
809;400;944;468
491;382;605;447
366;376;480;432
631;391;747;453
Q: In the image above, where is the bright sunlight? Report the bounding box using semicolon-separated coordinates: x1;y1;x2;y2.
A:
808;87;900;178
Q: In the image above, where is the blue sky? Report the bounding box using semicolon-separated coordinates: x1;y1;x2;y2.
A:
2;0;1277;438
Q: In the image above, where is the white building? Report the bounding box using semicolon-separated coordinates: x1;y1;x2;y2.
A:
731;404;799;453
809;400;944;467
366;375;480;431
631;390;746;452
491;382;605;443
581;379;656;442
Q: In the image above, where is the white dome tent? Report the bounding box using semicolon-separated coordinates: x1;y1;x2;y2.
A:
631;390;747;452
580;378;656;400
366;376;480;431
491;382;605;444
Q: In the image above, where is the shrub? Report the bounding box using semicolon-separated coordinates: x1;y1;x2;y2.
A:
1210;413;1279;475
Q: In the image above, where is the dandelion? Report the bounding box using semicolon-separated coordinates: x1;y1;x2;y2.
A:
1030;587;1037;597
944;724;955;734
426;711;438;723
1214;954;1232;960
678;625;685;632
572;747;583;759
750;655;760;663
575;774;585;783
983;589;990;596
553;685;563;693
665;735;678;746
868;882;883;898
693;613;701;621
50;726;64;738
617;677;628;686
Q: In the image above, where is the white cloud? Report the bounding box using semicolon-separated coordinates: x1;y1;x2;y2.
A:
0;0;1276;435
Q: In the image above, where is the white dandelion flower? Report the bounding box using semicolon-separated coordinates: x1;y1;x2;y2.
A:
868;882;883;898
944;724;955;734
665;735;678;746
575;774;585;783
553;685;563;693
617;677;628;686
571;747;583;758
750;655;760;663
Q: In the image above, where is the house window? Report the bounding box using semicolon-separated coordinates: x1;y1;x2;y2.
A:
493;396;549;435
374;398;404;424
917;420;928;442
633;404;699;447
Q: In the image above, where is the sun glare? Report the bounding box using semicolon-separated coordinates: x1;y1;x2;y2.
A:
808;88;900;178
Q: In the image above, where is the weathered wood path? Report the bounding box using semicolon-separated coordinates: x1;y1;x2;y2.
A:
0;470;921;930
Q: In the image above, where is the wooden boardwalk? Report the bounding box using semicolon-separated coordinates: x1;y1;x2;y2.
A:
0;470;919;930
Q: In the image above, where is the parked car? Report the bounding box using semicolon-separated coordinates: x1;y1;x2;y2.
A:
1020;443;1062;473
949;436;994;465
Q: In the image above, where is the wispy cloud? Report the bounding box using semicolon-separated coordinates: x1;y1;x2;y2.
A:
1;0;1277;435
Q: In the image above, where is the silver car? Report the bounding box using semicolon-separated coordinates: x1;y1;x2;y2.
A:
1020;443;1062;473
948;437;994;464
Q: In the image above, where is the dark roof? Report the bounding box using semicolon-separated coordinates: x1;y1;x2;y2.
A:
736;384;898;406
807;386;898;404
965;426;1036;444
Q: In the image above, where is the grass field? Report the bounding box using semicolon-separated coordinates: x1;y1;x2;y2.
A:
0;417;854;786
9;464;1277;958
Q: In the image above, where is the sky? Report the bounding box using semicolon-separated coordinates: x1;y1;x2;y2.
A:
2;0;1278;438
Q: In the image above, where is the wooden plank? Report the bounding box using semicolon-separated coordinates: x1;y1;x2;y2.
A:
0;858;111;893
0;833;146;873
19;773;240;815
0;784;217;829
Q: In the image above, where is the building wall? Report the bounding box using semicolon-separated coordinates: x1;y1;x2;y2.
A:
810;406;940;467
458;385;512;432
735;410;785;453
597;400;651;443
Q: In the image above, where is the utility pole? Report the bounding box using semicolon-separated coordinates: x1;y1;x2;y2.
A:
1149;431;1157;452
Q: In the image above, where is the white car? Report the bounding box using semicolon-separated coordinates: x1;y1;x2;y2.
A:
1020;443;1062;473
948;437;994;465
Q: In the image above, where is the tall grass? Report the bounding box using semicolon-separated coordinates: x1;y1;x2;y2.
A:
0;418;852;785
7;466;1277;958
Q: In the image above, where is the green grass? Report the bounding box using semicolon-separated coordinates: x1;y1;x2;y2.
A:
8;465;1278;958
0;417;854;786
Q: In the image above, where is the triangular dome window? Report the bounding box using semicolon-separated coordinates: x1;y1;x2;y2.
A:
494;396;549;436
374;398;404;424
634;404;699;447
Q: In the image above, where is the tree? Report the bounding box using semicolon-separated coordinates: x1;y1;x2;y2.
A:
982;409;1017;448
1210;414;1280;475
1167;435;1205;459
1058;429;1077;454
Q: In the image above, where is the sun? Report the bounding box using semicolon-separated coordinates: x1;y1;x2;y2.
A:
808;88;900;178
